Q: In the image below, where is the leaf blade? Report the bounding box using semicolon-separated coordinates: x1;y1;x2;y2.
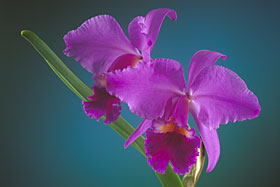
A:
21;30;93;101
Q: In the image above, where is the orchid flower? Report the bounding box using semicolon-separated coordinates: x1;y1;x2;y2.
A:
106;50;261;173
63;8;177;123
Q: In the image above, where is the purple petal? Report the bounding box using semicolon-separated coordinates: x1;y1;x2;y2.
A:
145;124;200;175
128;8;177;60
128;16;146;54
172;96;190;128
106;59;186;120
124;120;152;149
161;96;181;122
83;86;121;124
187;50;227;90
64;15;139;75
190;65;261;129
191;111;220;172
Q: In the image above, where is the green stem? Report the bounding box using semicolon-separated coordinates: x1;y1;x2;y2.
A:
21;30;183;187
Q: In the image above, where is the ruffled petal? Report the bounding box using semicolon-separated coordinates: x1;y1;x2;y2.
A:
187;50;226;90
106;59;186;120
191;111;220;172
82;86;121;124
128;8;177;60
145;123;200;175
124;120;152;149
64;15;139;74
190;65;260;129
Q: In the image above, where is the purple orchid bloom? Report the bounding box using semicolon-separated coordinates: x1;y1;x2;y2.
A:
106;50;261;173
63;8;177;124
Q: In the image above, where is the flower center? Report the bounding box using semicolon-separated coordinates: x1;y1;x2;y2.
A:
186;92;192;104
94;74;107;87
160;118;189;137
108;54;142;72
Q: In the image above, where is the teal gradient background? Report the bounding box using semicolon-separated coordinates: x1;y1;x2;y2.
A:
2;0;279;186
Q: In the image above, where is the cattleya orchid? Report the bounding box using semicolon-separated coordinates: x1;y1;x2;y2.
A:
21;6;261;186
63;8;177;124
62;7;260;176
106;50;261;173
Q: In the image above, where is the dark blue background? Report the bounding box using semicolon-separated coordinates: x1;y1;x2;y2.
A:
2;0;279;186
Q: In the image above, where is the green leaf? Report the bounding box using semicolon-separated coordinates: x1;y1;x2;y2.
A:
21;30;93;101
21;30;183;187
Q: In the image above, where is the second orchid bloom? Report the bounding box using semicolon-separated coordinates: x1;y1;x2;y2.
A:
63;8;260;175
64;8;177;123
